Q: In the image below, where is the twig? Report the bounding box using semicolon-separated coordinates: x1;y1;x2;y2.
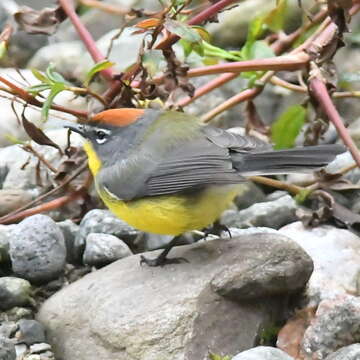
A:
309;77;360;168
270;75;307;93
79;0;131;15
58;0;114;82
249;176;303;195
0;162;88;224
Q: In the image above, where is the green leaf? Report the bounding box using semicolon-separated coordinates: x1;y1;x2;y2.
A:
41;83;66;122
45;63;67;84
271;105;306;149
263;0;288;32
202;41;242;61
31;68;49;83
208;354;231;360
0;42;7;59
27;83;52;95
84;60;115;86
295;188;313;204
164;19;201;43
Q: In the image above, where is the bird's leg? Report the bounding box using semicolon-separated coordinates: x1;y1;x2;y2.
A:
203;220;231;239
140;235;189;267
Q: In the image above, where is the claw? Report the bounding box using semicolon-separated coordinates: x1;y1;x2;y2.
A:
140;254;189;267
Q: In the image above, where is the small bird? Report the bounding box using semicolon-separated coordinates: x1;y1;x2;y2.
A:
66;108;344;266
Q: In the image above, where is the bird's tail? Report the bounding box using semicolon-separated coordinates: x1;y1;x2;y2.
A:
232;144;345;176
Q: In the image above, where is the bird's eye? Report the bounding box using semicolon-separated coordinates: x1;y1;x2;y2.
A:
95;130;108;144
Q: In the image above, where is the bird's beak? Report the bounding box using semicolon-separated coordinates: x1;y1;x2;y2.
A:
64;123;86;137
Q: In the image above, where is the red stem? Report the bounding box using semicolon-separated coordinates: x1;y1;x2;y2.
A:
58;0;113;82
310;77;360;167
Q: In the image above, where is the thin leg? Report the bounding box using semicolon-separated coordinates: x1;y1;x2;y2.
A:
203;220;232;239
140;235;189;267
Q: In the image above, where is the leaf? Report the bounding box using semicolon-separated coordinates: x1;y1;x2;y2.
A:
271;105;306;149
84;60;115;86
191;26;211;42
31;68;49;83
27;83;52;95
263;0;288;32
14;5;66;35
0;42;6;59
164;19;201;43
41;83;66;121
135;18;161;29
45;63;67;84
21;115;63;152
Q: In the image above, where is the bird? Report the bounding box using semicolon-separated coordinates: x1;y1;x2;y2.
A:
66;108;345;266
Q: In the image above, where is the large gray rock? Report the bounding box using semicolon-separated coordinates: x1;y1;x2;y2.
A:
83;233;132;267
0;277;32;310
37;234;313;360
232;346;294;360
74;209;139;261
9;215;66;283
279;222;360;305
0;336;16;360
221;195;298;230
325;344;360;360
301;295;360;359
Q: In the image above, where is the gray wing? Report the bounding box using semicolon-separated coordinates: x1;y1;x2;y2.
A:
145;126;271;197
100;125;270;199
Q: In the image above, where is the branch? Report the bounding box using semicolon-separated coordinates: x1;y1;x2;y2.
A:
58;0;114;82
309;77;360;168
249;176;303;195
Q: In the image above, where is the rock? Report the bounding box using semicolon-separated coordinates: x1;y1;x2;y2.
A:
17;320;46;346
9;215;66;283
0;224;12;263
30;343;52;354
83;233;132;267
232;346;294;360
233;182;266;210
0;322;18;338
15;343;28;359
221;195;298;230
0;277;32;310
325;344;360;360
134;232;174;252
301;295;360;359
210;234;313;300
0;307;33;322
279;222;360;305
57;220;79;263
0;336;16;360
74;209;139;262
38;234;312;360
0;189;33;216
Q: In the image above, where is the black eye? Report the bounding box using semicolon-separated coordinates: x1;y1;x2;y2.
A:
95;130;109;144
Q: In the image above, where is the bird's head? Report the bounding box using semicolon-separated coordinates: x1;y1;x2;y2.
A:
65;108;149;175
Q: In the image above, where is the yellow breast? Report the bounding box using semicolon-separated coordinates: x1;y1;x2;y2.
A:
99;184;240;235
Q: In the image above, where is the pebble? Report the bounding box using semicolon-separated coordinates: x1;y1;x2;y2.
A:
325;344;360;360
0;189;33;216
83;233;133;267
233;182;266;210
16;320;46;346
30;343;52;354
74;209;139;262
301;295;360;359
9;215;66;283
0;224;11;263
0;322;18;338
0;277;32;310
221;195;298;230
232;346;294;359
0;336;16;360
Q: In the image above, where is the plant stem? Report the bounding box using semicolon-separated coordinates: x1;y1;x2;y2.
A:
309;77;360;167
249;176;303;195
58;0;113;82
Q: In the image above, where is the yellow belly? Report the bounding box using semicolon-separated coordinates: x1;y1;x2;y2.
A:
99;184;241;235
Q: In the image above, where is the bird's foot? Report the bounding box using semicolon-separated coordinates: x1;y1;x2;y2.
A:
140;254;189;267
204;221;232;239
